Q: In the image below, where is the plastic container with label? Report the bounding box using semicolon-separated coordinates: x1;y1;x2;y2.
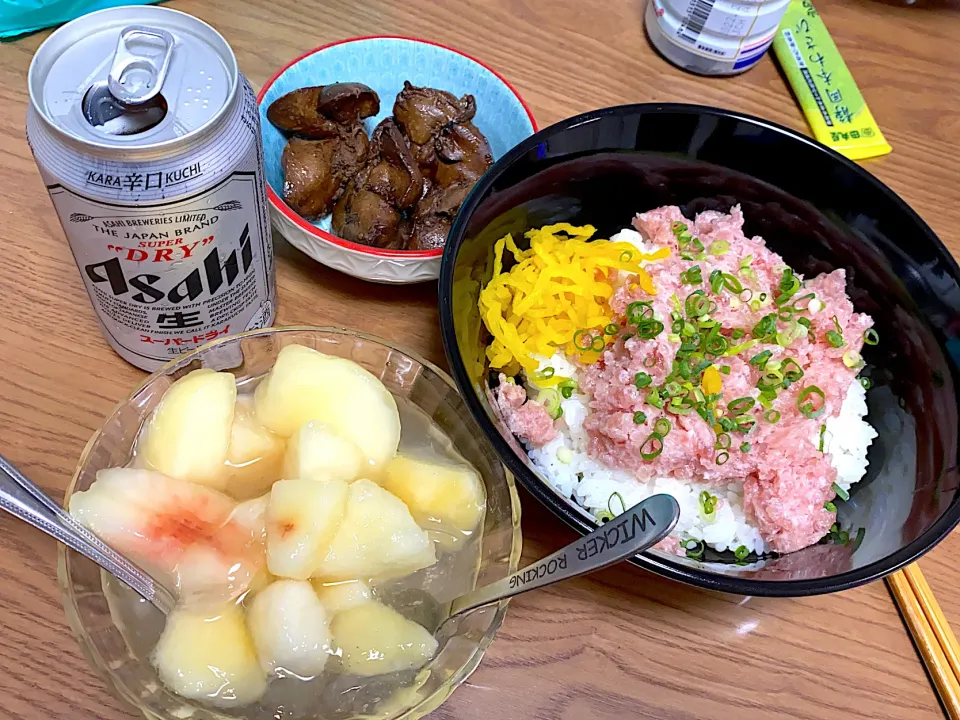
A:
645;0;791;76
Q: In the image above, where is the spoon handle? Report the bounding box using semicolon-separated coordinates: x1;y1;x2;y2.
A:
0;455;176;614
448;493;680;618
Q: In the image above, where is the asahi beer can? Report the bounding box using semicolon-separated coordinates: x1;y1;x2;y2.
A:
27;6;277;371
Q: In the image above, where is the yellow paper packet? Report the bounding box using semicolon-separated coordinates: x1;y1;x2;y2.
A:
773;0;891;160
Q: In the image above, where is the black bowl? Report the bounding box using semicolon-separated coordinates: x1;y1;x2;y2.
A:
438;103;960;597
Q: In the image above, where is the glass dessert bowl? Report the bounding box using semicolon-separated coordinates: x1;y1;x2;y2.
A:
59;327;522;720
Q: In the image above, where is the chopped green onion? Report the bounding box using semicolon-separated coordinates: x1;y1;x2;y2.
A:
704;332;728;355
709;240;730;256
591;335;606;352
728;397;756;414
758;368;784;390
634;372;653;389
739;288;754;303
671;221;688;235
764;409;781;423
792;292;815;308
718;417;736;432
825;330;844;348
536;388;563;420
725;338;759;357
832;482;850;502
699;490;717;516
722;273;744;293
716;451;730;465
640;433;664;460
843;350;863;369
709;269;724;294
734;545;750;561
797;317;812;329
534;366;555;380
818;424;827;452
860;377;873;390
774;268;801;306
752;314;777;340
619;250;633;262
863;328;879;346
730;328;746;340
681;265;703;285
740;442;751;453
609;492;626;515
558;379;578;399
633;411;647;424
798;386;826;419
824;501;837;513
715;432;732;450
626;301;654;325
849;527;866;552
720;365;731;375
781;358;804;382
643;356;657;368
646;389;664;409
825;316;845;347
685;290;711;318
653;417;672;436
685;538;705;559
739;255;754;268
636;320;665;339
604;323;619;336
664;381;683;396
596;509;614;523
573;329;594;351
736;415;757;433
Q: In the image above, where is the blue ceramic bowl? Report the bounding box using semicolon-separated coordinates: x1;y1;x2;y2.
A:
257;36;537;282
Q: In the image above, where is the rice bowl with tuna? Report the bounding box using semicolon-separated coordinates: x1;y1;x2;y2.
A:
480;206;878;561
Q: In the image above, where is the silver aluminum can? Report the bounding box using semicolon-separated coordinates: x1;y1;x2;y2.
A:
27;5;276;371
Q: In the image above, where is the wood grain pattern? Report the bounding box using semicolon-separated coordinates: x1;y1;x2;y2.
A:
0;0;958;718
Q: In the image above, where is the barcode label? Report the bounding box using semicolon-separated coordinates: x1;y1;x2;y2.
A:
679;0;716;43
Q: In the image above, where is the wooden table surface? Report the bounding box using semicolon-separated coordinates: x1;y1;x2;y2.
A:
2;0;960;718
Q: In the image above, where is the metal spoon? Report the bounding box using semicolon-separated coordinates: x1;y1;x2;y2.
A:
439;493;680;631
0;454;176;614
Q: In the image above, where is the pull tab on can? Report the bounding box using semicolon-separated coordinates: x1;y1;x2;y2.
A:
81;25;173;135
107;25;174;105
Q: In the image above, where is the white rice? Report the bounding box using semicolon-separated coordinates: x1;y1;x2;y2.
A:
525;352;877;556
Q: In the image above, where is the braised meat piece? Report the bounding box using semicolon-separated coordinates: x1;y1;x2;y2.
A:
280;127;369;218
332;184;403;249
267;83;379;138
332;119;425;249
393;82;475;143
270;83;378;218
393;82;477;180
406;181;474;251
434;120;493;190
316;83;381;126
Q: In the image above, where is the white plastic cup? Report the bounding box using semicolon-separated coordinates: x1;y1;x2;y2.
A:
645;0;791;76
